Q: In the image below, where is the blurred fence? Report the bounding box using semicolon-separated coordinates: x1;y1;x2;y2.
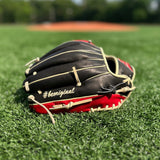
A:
0;0;160;23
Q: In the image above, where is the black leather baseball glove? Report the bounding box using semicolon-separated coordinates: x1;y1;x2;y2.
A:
23;40;135;124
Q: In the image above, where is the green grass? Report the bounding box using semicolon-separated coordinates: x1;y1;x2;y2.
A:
0;25;160;160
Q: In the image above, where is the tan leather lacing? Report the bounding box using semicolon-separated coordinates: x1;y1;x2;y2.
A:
25;57;40;67
49;98;92;110
24;81;30;91
28;95;55;124
24;65;105;88
28;95;92;124
116;86;136;94
90;99;124;112
72;66;81;86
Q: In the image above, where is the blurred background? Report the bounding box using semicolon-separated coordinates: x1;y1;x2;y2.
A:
0;0;160;24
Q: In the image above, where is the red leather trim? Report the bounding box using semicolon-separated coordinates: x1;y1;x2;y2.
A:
119;58;133;71
74;40;95;45
30;94;125;114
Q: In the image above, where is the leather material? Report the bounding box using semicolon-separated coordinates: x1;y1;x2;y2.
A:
26;41;101;76
27;74;129;104
23;40;135;111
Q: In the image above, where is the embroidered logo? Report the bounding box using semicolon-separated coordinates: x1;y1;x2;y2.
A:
43;87;75;99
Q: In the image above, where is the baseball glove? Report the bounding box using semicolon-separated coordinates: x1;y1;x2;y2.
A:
23;40;135;124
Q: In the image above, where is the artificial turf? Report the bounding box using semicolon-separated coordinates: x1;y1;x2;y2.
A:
0;25;159;160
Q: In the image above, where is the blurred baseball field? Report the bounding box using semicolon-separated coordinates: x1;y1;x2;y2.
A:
0;24;159;159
